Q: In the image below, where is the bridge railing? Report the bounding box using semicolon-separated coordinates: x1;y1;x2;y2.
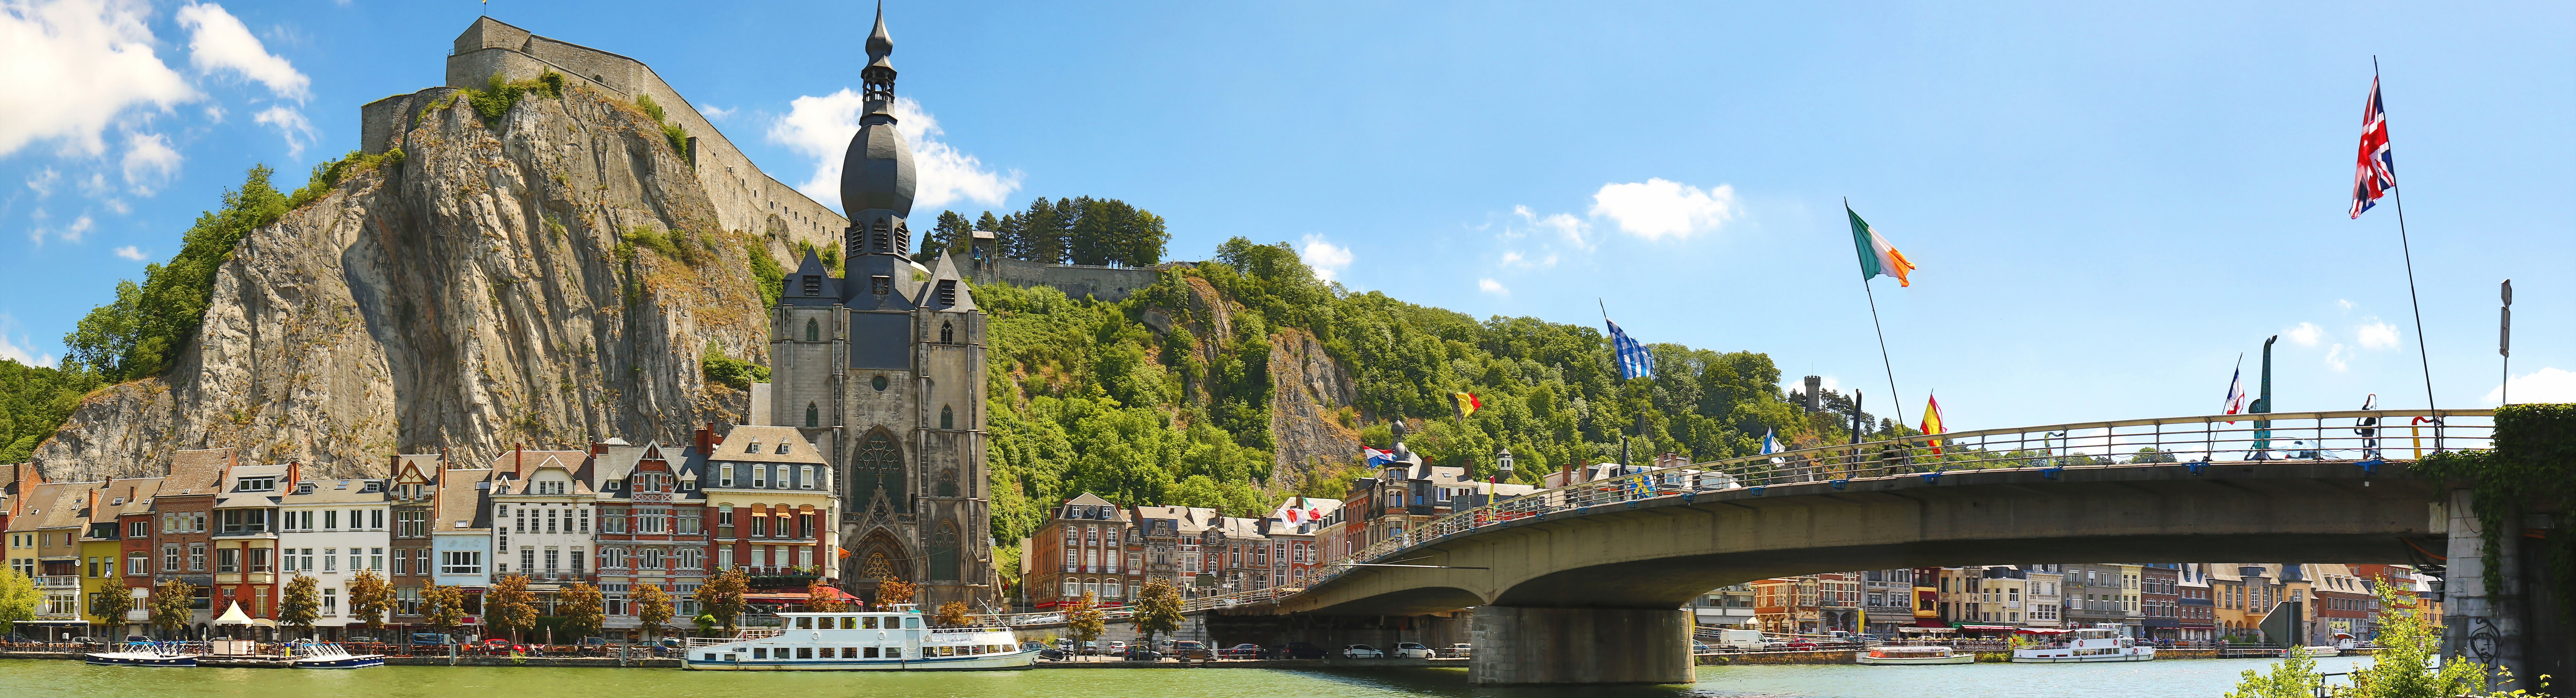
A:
1302;409;2490;593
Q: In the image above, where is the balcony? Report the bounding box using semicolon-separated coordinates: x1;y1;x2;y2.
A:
35;576;79;589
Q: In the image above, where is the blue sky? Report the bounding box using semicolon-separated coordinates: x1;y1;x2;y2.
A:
2;0;2570;434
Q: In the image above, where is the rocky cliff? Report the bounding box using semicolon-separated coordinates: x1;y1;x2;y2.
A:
34;85;793;480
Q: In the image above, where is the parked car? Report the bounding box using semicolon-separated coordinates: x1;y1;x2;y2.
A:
124;635;152;644
1105;641;1128;655
1343;644;1384;659
1444;643;1473;658
578;637;609;646
1122;648;1162;661
409;633;455;646
344;636;376;644
1055;638;1073;651
1169;640;1212;660
1080;641;1100;655
1279;641;1328;659
1221;643;1263;659
1391;642;1436;659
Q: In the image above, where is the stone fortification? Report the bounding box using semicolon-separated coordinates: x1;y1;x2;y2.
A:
363;17;844;263
975;256;1163;302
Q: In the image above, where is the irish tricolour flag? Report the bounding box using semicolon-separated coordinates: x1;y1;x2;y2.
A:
1847;205;1917;287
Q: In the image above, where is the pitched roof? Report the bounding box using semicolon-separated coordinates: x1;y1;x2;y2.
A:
434;467;493;533
215;464;291;508
487;449;595;496
927;252;976;312
279;476;391;505
163;447;237;496
393;454;445;484
711;426;828;466
590;442;649;484
13;482;85;531
114;478;165;516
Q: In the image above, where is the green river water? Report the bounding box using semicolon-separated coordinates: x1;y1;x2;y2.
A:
0;656;2370;697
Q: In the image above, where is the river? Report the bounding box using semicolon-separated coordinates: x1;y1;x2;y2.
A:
0;656;2371;697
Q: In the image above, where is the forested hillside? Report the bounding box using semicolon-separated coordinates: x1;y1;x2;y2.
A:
974;237;1910;580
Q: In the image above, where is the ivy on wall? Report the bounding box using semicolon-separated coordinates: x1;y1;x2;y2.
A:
2417;403;2576;622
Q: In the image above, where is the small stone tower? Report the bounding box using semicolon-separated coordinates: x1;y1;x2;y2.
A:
768;3;994;609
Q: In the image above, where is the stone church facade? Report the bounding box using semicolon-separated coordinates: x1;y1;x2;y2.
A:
764;7;993;609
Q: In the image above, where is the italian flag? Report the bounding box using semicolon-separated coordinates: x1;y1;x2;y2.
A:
1848;205;1917;287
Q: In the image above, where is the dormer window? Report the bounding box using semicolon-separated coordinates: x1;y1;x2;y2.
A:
362;481;382;493
238;477;276;492
745;441;762;454
802;274;820;296
296;483;315;495
775;442;791;455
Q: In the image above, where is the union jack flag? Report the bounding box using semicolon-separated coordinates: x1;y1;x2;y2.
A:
2350;76;2396;219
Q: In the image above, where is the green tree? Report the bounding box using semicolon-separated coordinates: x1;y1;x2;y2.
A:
557;582;606;641
2223;644;2322;698
692;613;719;637
63;166;290;381
749;241;786;307
632;583;674;641
89;581;134;631
0;568;39;628
2342;574;2506;697
921;210;973;259
486;574;538;641
149;578;195;639
1130;578;1183;650
1065;591;1105;661
694;568;748;631
420;583;467;638
278;574;323;637
347;569;394;633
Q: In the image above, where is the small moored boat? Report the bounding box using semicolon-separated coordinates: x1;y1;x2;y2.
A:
289;640;386;668
1857;645;1975;665
84;641;198;667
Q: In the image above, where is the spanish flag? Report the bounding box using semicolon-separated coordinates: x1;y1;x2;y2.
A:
1919;394;1946;455
1451;392;1481;420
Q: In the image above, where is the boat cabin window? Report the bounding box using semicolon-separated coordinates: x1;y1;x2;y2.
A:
753;648;767;659
864;647;880;658
904;617;921;629
862;616;879;629
887;647;902;658
841;616;857;629
796;617;812;629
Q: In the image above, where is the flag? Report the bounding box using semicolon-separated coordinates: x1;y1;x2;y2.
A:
1607;320;1655;379
1760;429;1783;455
1363;447;1394;467
2222;366;2248;424
1848;205;1917;287
2350;76;2396;219
1919;394;1946;455
1451;392;1482;419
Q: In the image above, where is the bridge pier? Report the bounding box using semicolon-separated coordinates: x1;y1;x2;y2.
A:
2440;489;2572;691
1468;607;1692;685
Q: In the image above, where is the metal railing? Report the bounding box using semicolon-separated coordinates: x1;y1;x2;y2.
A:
1299;409;2490;595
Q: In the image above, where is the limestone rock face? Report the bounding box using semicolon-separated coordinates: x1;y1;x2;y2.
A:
35;86;779;480
1268;327;1361;490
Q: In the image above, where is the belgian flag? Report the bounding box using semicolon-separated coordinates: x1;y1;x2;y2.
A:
1450;392;1481;421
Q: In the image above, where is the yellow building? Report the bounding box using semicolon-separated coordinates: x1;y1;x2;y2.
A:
79;483;130;637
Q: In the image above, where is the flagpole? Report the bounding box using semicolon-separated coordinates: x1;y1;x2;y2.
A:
2377;57;2440;429
1861;278;1906;433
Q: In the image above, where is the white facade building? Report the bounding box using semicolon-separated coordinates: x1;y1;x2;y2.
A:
276;476;391;638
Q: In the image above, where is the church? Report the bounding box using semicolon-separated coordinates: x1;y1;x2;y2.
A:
764;6;995;609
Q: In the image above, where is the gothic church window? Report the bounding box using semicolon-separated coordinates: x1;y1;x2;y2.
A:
806;319;819;342
930;522;961;582
804;403;819;428
937;468;957;497
939;405;953;430
939;321;953;344
848;430;905;512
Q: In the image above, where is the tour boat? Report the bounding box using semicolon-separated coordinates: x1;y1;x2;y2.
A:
2294;645;2341;658
289;640;387;668
681;608;1036;671
1857;645;1975;665
2010;626;2154;663
83;641;198;667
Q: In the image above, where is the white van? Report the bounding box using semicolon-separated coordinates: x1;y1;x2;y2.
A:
1706;629;1772;649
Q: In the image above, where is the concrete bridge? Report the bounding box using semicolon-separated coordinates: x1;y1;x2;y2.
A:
1193;409;2562;686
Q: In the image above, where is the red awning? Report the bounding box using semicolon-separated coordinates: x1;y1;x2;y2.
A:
1959;625;2018;631
2015;628;2070;634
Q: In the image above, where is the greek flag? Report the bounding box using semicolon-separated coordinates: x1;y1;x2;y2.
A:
1607;319;1655;380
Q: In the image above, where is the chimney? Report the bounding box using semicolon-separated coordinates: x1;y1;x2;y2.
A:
285;461;301;489
693;423;713;455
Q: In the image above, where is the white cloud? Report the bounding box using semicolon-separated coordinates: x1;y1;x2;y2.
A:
1300;234;1352;282
176;2;307;101
1478;278;1507;295
0;0;196;157
0;313;57;367
2284;322;2325;347
2356;319;2399;350
56;213;92;243
2337;299;2354;311
119;131;180;193
113;244;144;260
203;104;223;122
2487;367;2576;406
253;104;315;157
26;168;60;197
767;91;1019;211
2324;343;2350;372
1587;178;1738;240
1499;251;1521;266
1510;204;1592;249
698;103;735;121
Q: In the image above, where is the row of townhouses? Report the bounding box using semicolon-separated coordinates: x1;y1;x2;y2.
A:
1;422;835;641
1691;562;2429;646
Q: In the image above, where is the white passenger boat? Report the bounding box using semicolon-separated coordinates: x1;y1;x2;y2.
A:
289;640;386;668
681;608;1036;671
83;641;198;667
2010;626;2155;663
1857;645;1975;665
2295;645;2340;658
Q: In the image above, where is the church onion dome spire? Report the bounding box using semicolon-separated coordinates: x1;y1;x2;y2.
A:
840;1;915;221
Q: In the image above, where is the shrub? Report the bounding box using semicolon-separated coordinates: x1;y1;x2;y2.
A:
748;242;784;306
701;342;770;390
287;147;405;209
623;225;682;262
460;70;566;127
633;94;692;163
